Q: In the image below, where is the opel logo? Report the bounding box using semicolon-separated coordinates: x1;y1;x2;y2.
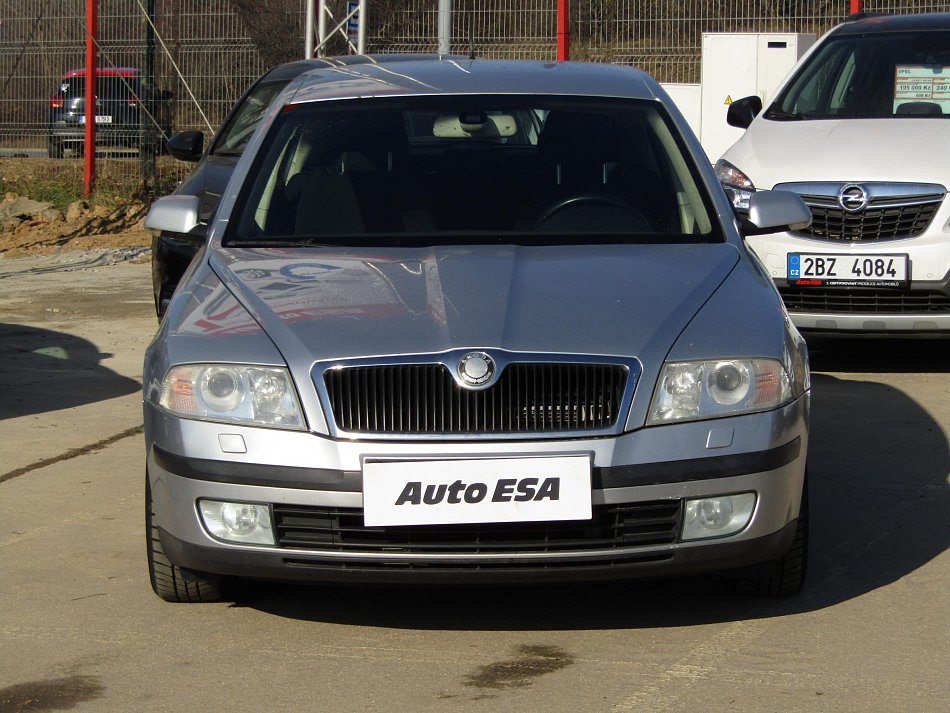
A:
457;352;495;387
838;184;869;213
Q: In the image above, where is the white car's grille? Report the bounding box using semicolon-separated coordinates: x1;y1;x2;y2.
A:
775;182;945;243
797;196;941;242
779;286;950;314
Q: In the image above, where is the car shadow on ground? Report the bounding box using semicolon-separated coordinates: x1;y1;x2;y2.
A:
0;323;140;420
232;339;949;629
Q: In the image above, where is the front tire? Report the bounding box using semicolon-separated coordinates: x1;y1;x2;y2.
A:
146;472;224;602
727;473;809;597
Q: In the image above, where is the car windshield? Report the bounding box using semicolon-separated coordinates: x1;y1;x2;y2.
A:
767;29;950;119
213;80;291;155
225;95;719;246
62;75;140;99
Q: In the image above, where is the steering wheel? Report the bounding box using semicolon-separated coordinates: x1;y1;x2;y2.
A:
532;194;648;231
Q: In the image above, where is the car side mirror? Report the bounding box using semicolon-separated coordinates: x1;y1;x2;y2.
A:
145;195;201;235
742;190;811;236
727;95;763;129
167;130;204;162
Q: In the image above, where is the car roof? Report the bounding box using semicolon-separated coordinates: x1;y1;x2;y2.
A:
62;67;140;79
284;59;660;105
258;54;470;85
834;12;950;36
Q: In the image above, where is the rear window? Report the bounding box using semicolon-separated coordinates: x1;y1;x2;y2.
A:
768;29;950;119
61;75;140;99
226;95;720;246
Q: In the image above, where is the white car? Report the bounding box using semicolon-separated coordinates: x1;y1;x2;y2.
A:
717;12;950;335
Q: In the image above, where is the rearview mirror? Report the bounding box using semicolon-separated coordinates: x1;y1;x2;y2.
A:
145;195;201;235
167;130;204;162
742;190;811;236
727;95;763;129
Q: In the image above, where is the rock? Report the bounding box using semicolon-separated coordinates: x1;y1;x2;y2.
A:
65;200;86;222
38;208;64;223
0;196;54;222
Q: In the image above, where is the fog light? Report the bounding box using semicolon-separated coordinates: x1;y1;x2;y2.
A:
199;500;275;545
682;493;756;541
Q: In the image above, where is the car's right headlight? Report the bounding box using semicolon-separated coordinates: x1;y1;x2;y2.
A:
648;358;803;425
715;160;755;212
157;363;305;430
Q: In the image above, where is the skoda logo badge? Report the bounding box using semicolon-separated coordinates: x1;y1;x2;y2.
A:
838;184;869;213
458;352;495;387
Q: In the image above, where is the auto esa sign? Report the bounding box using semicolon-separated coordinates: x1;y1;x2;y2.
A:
362;456;592;526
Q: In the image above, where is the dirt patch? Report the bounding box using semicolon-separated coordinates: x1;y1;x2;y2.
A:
0;194;150;259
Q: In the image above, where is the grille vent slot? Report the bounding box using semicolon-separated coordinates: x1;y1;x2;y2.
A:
323;362;628;434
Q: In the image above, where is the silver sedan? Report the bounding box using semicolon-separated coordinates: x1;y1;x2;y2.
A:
143;58;812;602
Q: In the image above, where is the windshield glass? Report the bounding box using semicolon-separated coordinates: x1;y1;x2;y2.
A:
226;95;719;246
213;80;291;155
62;75;140;99
768;29;950;119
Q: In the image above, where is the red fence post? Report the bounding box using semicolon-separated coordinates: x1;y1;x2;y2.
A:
850;0;863;15
84;0;97;197
557;0;570;61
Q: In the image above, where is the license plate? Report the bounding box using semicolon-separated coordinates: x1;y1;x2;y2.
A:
363;456;592;527
79;115;113;124
788;253;908;287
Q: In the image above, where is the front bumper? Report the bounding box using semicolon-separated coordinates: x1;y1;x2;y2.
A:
49;121;141;147
746;231;950;334
145;396;808;585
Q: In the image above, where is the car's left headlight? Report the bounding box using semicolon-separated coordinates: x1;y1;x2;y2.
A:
157;364;305;430
715;160;755;212
648;358;803;425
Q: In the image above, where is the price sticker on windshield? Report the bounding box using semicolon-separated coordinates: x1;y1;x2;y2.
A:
788;253;909;287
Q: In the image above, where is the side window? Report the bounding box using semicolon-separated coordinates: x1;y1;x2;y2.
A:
787;44;851;114
827;52;857;113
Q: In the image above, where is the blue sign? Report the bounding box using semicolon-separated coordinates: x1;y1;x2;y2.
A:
347;1;360;32
788;254;801;279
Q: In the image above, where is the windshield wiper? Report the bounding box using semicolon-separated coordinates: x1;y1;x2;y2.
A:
765;109;806;120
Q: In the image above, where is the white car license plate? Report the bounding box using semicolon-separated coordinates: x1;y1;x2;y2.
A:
788;253;908;286
363;456;592;527
79;115;113;124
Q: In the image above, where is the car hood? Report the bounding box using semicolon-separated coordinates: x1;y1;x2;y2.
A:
209;243;739;367
721;117;950;188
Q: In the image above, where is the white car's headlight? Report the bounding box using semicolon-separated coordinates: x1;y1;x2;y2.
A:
648;358;800;425
715;160;755;211
158;364;305;430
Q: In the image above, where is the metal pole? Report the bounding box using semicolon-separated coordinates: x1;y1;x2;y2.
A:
438;0;452;55
83;0;97;197
317;0;327;58
358;0;367;55
849;0;863;14
140;0;156;195
305;0;314;58
557;0;569;61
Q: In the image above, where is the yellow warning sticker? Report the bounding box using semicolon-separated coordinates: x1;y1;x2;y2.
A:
724;95;733;105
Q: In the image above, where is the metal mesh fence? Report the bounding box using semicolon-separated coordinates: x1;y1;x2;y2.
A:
1;1;948;189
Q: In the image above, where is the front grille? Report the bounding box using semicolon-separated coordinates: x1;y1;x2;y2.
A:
273;501;682;554
779;286;950;314
324;362;628;434
795;196;941;242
